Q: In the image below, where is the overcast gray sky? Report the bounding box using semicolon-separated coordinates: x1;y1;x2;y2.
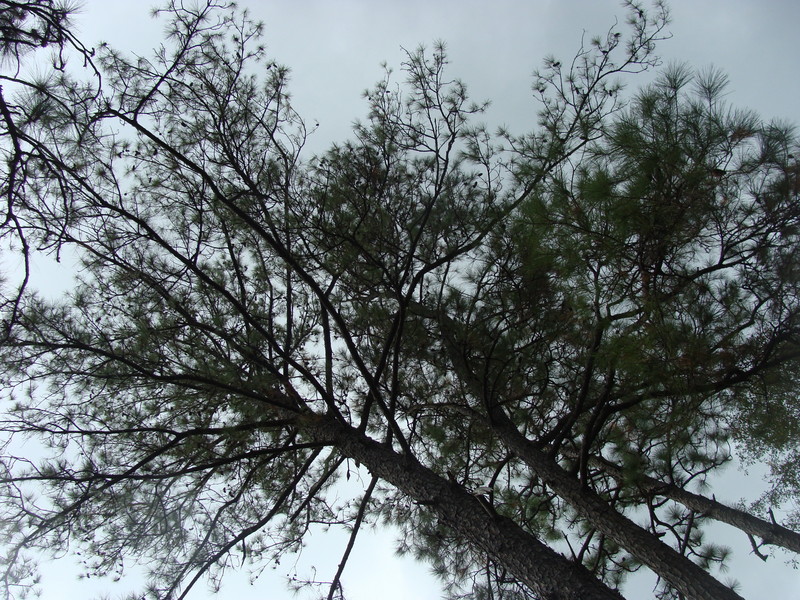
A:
23;1;800;598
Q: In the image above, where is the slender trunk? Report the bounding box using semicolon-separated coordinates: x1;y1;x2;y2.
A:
302;413;626;600
424;305;745;599
489;409;744;600
589;454;800;554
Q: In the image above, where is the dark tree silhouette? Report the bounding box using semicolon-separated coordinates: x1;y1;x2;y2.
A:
1;2;799;599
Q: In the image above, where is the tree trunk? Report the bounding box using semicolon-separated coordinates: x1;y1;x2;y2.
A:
425;305;745;599
302;413;626;600
589;454;800;555
489;409;745;600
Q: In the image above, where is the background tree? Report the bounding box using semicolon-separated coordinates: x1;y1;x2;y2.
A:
1;2;799;600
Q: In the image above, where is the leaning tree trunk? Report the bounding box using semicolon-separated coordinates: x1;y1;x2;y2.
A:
427;305;745;600
301;412;626;600
488;408;745;600
587;454;800;555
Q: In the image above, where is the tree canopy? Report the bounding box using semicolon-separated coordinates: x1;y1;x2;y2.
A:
2;1;800;599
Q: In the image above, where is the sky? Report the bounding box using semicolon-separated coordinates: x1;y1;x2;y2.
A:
14;0;800;599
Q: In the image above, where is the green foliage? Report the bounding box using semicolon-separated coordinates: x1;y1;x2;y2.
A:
1;2;799;600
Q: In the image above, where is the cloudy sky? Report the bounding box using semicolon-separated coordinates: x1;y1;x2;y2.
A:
22;1;800;598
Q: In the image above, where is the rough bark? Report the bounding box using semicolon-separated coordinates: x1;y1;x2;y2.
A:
301;412;626;600
489;409;745;600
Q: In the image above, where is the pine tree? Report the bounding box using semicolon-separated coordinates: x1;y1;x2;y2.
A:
1;2;798;599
